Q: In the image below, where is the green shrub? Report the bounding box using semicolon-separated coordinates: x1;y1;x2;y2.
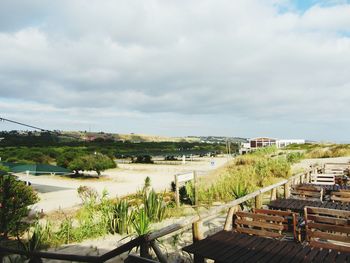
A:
132;208;151;236
143;190;167;222
109;199;133;235
0;174;39;238
286;152;304;163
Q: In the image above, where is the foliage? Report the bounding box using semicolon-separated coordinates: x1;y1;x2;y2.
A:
109;199;133;235
132;155;154;164
143;190;166;222
0;173;39;238
0;165;10;173
230;178;249;210
286;152;304;163
68;153;116;176
196;147;292;205
132;208;151;236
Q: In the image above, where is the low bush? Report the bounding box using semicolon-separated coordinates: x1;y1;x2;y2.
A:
0;173;39;238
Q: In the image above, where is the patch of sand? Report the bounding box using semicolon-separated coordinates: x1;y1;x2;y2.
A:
16;157;229;214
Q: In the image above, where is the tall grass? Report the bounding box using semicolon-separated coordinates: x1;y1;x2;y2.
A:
196;147;292;205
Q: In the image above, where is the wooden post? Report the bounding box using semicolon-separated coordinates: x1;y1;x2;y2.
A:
192;220;205;263
174;174;180;207
224;206;237;231
140;242;151;259
299;174;303;184
255;194;262;209
284;182;290;199
192;220;204;242
270;188;277;201
308;170;312;183
194;171;198;207
150;241;167;263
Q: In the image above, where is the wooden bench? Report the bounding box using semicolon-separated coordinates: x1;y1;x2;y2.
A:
291;185;323;201
304;206;350;253
311;173;335;185
235;210;297;240
331;190;350;204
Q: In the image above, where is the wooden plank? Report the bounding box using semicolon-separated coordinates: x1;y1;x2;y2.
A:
237;211;286;222
307;214;348;225
236;218;284;231
235;238;271;262
306;207;350;217
309;240;350;253
236;226;283;238
308;222;350;234
258;241;290;263
217;234;259;262
308;230;350;242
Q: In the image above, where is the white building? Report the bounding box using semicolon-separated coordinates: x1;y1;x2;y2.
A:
239;137;305;154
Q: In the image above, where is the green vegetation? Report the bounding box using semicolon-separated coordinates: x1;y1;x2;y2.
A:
68;153;116;176
194;147;292;205
286;143;350;158
0;131;227;161
15;178;170;249
0;170;39;238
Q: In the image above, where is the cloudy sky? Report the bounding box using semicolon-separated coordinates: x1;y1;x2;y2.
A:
1;0;350;141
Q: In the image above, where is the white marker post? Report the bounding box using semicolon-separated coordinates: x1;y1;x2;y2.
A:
26;170;29;186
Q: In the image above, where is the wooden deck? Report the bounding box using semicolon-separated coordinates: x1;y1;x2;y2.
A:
183;231;350;263
268;198;350;213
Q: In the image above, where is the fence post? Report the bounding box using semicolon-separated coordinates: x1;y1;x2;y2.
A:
174;174;180;207
224;206;239;231
284;182;290;199
194;171;199;207
192;220;205;263
270;188;277;201
150;241;167;263
255;193;262;209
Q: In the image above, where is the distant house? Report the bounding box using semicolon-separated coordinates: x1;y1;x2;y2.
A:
239;137;305;154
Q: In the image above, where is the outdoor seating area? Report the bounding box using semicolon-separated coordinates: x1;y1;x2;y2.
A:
182;163;350;262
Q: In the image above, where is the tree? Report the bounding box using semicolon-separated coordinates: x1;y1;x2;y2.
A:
68;153;116;176
0;171;39;238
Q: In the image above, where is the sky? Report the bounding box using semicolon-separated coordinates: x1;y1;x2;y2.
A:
1;0;350;141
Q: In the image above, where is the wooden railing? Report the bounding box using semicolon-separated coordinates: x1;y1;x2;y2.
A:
0;167;315;263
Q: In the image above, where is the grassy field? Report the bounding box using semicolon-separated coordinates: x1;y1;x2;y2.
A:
286;143;350;158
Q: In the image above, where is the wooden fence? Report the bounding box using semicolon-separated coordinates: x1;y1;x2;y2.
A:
0;167;315;263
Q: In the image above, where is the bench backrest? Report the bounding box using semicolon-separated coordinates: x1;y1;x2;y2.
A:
304;206;350;253
331;190;350;204
291;185;323;201
253;208;297;240
311;173;335;185
235;210;296;240
324;163;349;175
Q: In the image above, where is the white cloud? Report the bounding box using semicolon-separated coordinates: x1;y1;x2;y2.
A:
0;0;350;140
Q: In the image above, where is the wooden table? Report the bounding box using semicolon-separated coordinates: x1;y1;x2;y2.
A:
183;231;350;263
268;199;350;213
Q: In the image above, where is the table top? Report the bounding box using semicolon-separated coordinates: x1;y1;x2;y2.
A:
183;231;350;263
268;198;350;213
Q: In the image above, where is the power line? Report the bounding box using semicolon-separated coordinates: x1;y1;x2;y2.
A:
0;117;49;132
0;116;80;140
